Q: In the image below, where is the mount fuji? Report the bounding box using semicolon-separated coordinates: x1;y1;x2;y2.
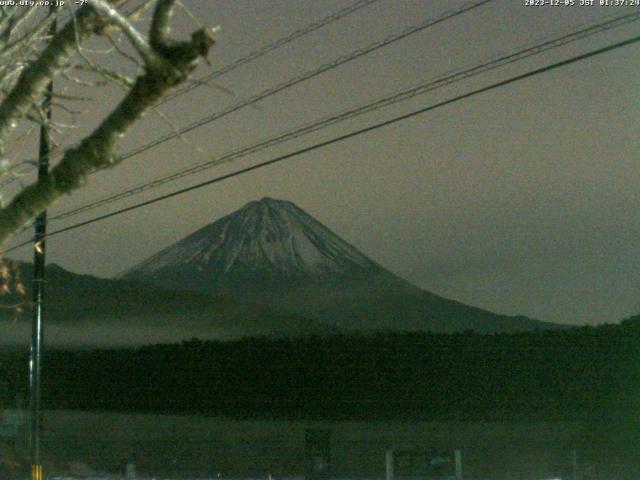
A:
121;198;560;334
122;197;417;295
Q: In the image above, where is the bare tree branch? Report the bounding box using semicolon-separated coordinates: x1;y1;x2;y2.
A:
0;5;104;156
89;0;159;66
149;0;175;50
0;1;219;245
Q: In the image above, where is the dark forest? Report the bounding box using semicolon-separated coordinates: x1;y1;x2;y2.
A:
2;317;638;422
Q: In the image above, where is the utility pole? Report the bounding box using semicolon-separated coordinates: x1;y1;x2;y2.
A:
29;8;56;480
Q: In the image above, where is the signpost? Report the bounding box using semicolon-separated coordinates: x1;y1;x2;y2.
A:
385;449;462;480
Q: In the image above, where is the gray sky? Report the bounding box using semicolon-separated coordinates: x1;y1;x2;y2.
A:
4;0;640;326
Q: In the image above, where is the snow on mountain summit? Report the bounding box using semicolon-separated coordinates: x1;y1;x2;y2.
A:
120;198;560;334
122;198;380;283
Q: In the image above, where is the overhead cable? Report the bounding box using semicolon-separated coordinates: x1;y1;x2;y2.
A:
0;0;379;188
2;33;637;255
50;11;640;221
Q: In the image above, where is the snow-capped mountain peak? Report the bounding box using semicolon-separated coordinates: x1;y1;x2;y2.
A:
119;198;559;334
121;198;382;284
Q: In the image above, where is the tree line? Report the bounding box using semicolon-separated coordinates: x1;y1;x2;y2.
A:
1;317;638;420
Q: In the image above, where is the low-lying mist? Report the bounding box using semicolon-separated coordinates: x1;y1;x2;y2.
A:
0;316;240;349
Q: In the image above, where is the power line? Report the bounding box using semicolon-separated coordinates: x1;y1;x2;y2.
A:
2;33;637;256
3;0;492;191
0;0;492;212
107;0;493;163
44;0;501;219
49;11;640;222
0;0;380;188
159;0;380;106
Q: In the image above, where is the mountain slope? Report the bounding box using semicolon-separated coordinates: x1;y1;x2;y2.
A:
122;198;562;333
121;197;416;294
0;262;331;348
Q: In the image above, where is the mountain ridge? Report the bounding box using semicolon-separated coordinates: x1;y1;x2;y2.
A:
122;197;563;334
120;197;415;291
0;260;333;348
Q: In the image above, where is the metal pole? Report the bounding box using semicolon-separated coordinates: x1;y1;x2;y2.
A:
29;9;55;480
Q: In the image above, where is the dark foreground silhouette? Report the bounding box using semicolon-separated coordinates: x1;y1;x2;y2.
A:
1;317;638;421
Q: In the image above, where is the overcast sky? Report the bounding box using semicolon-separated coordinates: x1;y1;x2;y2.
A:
4;0;640;326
